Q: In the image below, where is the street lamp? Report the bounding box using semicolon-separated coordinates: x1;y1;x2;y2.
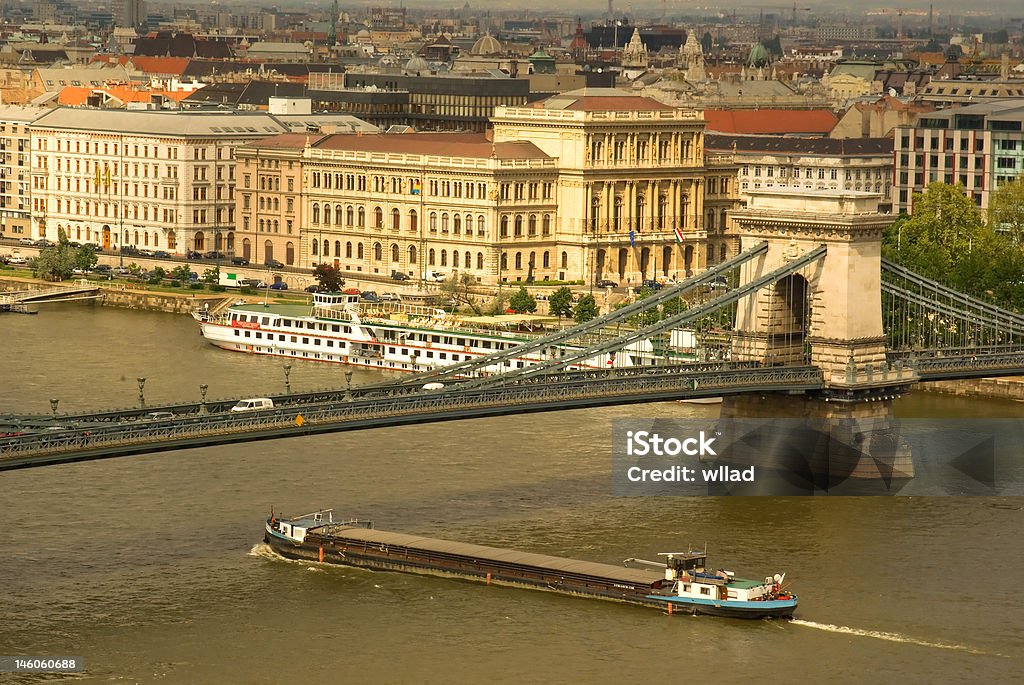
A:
49;398;59;418
344;369;353;402
283;364;292;394
137;377;146;409
199;383;208;414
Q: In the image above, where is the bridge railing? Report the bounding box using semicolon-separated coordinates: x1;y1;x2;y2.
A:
0;365;824;461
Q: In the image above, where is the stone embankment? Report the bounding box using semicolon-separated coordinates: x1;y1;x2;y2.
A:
0;275;227;315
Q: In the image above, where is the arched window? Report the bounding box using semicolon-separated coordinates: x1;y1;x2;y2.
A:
429;212;437;232
273;220;279;232
441;213;449;232
464;214;472;235
374;207;383;228
440;250;448;266
335;205;343;225
259;219;265;232
706;209;716;230
322;239;329;256
392;208;400;230
358;207;365;226
561;251;568;269
543;251;550;268
500;253;508;270
465;251;471;269
720;243;727;262
391;243;400;262
373;242;382;260
322;206;331;225
286;242;295;265
312;240;319;256
346;206;354;226
346;241;353;258
453;214;461;234
476;252;484;270
452;251;459;268
477;215;485;236
500;216;508;238
264;240;273;263
428;248;436;265
542;214;551;236
409;209;418;231
613;197;622;230
515;252;522;270
514;215;523;237
312;204;320;223
259;197;265;210
408;245;417;264
334;240;341;257
528;215;537;236
357;243;364;259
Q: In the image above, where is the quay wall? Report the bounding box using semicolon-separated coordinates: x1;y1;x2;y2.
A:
0;275;227;315
922;378;1024;401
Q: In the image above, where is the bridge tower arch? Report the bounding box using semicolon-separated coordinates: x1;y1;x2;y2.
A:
730;191;892;379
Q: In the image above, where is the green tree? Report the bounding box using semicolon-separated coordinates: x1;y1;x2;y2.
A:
202;266;220;284
441;273;484;315
485;290;509;315
31;243;77;281
547;287;574;319
573;294;599;323
662;296;688;318
74;244;98;272
148;266;166;284
508;285;537;314
313;263;344;292
169;265;192;282
988;177;1024;243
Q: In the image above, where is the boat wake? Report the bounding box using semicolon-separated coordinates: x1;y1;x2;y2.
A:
791;620;995;655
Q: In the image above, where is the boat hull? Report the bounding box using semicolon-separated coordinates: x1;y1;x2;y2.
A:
647;594;798;619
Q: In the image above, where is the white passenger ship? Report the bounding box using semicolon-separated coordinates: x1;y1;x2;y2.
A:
195;292;693;374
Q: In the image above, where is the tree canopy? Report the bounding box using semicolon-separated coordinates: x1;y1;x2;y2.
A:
313;264;344;292
547;287;574;319
508;285;537;314
573;294;599;323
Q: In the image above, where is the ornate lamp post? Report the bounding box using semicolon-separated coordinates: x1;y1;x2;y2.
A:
137;377;146;409
199;384;208;414
283;364;292;394
49;398;59;418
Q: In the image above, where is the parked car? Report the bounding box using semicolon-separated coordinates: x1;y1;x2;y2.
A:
153;251;170;259
596;279;618;288
391;270;410;281
231;256;250;266
342;287;362;295
19;238;34;245
7;255;27;265
93;264;112;273
265;259;284;269
145;411;175;421
270;281;288;290
360;290;379;302
186;251;202;260
112;266;131;276
304;284;323;293
423;270;446;283
379;292;401;302
203;251;226;260
641;279;664;291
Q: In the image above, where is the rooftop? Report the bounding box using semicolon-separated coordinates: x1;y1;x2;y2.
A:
703;109;838;135
539;88;673;112
31;108;288;137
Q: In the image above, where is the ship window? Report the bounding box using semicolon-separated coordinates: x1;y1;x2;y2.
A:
439;353;446;360
234;330;240;336
432;335;440;343
256;333;262;339
682;584;691;592
307;323;315;330
291;336;297;343
332;325;340;332
244;331;251;337
426;352;434;358
699;587;711;596
302;338;309;344
402;349;408;355
483;341;492;349
314;339;321;345
263;317;270;325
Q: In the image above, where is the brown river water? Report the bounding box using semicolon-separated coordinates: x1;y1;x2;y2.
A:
1;304;1021;683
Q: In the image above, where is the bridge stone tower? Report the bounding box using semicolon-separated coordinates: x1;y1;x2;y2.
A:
730;190;893;382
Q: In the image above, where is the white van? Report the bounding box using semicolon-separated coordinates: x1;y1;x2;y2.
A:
230;397;275;412
423;270;446;283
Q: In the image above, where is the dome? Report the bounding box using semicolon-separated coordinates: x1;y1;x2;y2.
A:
404;56;429;73
471;33;502;56
748;42;770;68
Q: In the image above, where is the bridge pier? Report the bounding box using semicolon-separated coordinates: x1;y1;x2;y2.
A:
718;393;914;485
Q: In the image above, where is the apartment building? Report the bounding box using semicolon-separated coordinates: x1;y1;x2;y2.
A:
0;106;46;240
892;99;1024;213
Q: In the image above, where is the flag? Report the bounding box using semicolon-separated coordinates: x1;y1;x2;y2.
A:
629;229;636;247
411;179;421;195
103;166;111;189
94;166;101;189
673;226;685;244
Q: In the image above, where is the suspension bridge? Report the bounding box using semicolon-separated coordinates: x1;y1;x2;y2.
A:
4;190;1024;472
0;283;102;313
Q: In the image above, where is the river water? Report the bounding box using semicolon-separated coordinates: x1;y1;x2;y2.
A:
1;304;1021;683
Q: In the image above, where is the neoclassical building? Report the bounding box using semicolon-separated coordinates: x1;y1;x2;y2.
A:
234;89;737;284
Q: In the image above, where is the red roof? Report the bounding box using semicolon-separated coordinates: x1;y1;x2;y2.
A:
702;109;838;135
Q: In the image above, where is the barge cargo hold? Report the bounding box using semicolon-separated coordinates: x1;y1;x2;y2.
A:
264;510;797;619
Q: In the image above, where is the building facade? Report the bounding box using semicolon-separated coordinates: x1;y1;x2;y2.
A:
706;134;894;212
233;90;734;286
29;109;289;254
893;100;1024;213
0;106;46;240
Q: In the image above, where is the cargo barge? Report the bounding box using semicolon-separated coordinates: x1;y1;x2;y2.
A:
264;510;797;619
